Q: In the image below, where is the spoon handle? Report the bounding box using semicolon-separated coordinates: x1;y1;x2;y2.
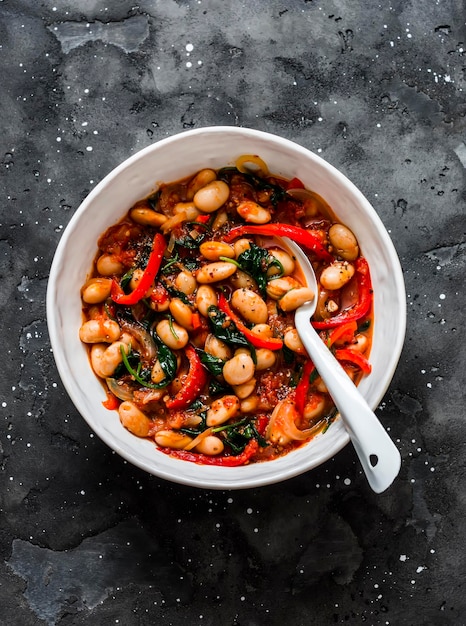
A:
295;307;401;493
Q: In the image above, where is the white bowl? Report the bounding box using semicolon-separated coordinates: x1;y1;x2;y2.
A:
47;126;406;489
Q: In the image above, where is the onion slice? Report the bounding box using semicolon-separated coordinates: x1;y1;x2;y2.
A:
119;319;156;362
106;378;134;402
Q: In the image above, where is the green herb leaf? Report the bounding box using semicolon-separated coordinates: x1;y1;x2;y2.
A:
236;243;282;297
155;337;177;382
200;352;226;377
120;346;172;389
207;305;250;349
147;190;161;210
175;232;206;250
209;379;231;397
160;280;191;305
213;417;267;453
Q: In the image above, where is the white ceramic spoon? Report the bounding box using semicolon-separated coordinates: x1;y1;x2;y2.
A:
280;237;401;493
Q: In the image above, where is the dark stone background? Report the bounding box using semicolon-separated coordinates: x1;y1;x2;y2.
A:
1;1;465;624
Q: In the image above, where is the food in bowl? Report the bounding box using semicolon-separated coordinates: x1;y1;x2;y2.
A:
78;154;374;466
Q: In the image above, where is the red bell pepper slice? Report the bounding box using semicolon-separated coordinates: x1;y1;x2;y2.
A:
165;344;208;410
255;414;269;436
312;257;373;329
111;233;166;305
191;312;202;330
159;439;259;466
217;293;283;351
102;391;120;411
224;223;333;262
335;348;372;374
195;214;211;224
326;320;358;348
286;177;305;190
294;359;316;416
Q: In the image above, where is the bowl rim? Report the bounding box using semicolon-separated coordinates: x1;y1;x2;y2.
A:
47;125;406;489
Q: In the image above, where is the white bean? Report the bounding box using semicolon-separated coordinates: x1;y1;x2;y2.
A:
174;271;197;295
193;180;230;213
155;319;189;350
195;435;224;455
329;223;359;261
90;341;128;378
240;395;259;413
223;353;255;386
79;319;121;344
169;298;194;330
187;168;217;200
278;287;315;312
173;201;200;221
250;323;273;339
254;348;276;371
90;344;106;378
266;248;296;277
266;277;301;300
304;394;326;421
119;401;152;437
199;240;235;261
229;269;257;290
81;278;113;304
205;334;232;361
231;288;268;325
154;429;193;449
196;261;237;283
196;285;218;317
349;333;369;353
232;378;256;399
320;261;355;290
233;238;251;257
284;328;306;354
96;254;124;276
128;268;150;293
236;200;271;224
206;395;241;426
151;360;165;384
130;206;167;227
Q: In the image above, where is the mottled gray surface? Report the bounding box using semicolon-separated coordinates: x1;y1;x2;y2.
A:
1;0;465;624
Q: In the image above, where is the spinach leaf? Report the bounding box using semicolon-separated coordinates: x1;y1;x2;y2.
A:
160;280;191;305
119;268;134;291
160;252;180;275
147;190;161;210
207;305;250;349
119;346;173;389
179;406;208;436
216;167;287;207
155;337;177;382
236;243;283;297
175;229;206;250
209;379;231;397
113;349;140;379
214;417;268;454
200;352;226;377
282;344;296;366
183;257;201;272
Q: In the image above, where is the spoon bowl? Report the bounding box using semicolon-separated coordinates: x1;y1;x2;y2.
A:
280;237;401;493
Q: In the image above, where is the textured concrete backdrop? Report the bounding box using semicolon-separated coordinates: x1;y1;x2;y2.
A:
1;1;465;624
